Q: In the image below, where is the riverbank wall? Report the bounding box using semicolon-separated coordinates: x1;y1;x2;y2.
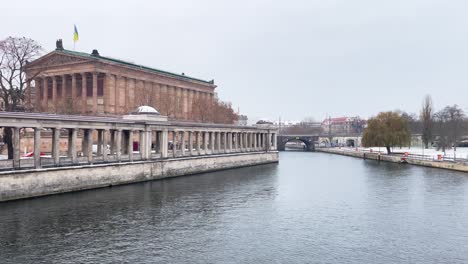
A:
316;148;468;173
0;152;279;202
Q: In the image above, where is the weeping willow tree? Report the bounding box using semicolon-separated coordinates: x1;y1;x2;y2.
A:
362;111;411;154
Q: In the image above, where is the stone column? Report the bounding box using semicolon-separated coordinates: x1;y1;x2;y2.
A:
180;131;186;156
81;73;87;114
26;80;31;107
52;127;60;166
97;130;103;156
232;132;236;151
267;133;272;151
116;129;122;161
240;132;244;152
13;127;20;169
161;129;168;158
52;76;57;108
139;130;146;159
42;78;48;109
259;133;263;149
115;76;123;114
71;74;76;103
182;88;188;119
188;131;193;156
203;132;209;154
62;75;67;99
70;128;78;164
34;127;41;169
92;72;98;113
272;133;277;150
253;133;257;151
103;74;110;113
227;132;232;152
216;132;221;153
195;131;201;155
110;130;115;156
223;132;227;153
172;131;177;158
103;129;108;162
34;78;41;107
128;130;134;161
210;132;215;154
244;133;248;151
125;78;131;111
188;90;193;120
87;129;94;163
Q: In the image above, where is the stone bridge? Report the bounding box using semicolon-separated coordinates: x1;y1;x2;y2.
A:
277;135;319;151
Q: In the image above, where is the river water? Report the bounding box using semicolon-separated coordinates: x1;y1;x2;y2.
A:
1;152;467;263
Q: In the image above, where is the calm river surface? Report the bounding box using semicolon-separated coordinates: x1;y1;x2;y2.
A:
1;152;468;263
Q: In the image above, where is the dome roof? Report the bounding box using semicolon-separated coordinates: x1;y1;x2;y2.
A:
256;118;273;125
132;105;160;115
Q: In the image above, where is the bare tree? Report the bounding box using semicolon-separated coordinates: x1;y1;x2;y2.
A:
445;105;465;152
420;95;433;148
434;105;465;154
212;98;238;124
434;110;449;154
0;37;43;158
191;94;211;122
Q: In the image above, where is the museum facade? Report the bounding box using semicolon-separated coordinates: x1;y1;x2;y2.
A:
24;40;216;120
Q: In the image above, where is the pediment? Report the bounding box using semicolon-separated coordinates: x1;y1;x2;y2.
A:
27;52;90;69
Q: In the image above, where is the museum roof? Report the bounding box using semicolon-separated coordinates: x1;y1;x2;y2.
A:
54;48;215;86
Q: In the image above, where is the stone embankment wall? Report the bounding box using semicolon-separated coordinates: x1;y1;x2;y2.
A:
0;152;279;202
317;148;468;173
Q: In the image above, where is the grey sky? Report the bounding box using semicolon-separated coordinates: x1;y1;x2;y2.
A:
3;0;468;121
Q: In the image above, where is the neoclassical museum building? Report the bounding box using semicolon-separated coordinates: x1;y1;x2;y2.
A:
24;40;216;120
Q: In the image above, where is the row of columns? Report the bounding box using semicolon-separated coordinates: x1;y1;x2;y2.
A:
36;72;101;114
33;73;214;119
166;130;277;157
7;126;277;170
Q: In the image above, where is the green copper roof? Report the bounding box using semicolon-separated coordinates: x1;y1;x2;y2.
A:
58;49;214;85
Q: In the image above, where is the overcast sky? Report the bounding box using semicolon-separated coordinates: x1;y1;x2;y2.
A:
3;0;468;121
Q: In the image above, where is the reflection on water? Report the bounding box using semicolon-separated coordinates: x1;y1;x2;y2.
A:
0;152;467;263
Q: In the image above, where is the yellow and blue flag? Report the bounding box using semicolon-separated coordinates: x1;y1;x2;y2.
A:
73;25;79;43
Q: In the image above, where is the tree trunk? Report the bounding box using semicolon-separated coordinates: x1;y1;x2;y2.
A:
3;127;13;159
386;146;391;154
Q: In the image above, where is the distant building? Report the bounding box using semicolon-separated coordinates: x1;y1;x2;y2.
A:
237;115;248;126
321;116;366;135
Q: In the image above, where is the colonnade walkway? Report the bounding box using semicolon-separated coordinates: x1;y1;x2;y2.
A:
0;111;277;171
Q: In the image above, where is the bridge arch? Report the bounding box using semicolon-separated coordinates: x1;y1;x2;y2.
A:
277;135;317;151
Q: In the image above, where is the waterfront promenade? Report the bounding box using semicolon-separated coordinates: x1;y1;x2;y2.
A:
317;147;468;172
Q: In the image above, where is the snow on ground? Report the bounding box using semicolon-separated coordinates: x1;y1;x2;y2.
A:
339;147;468;159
